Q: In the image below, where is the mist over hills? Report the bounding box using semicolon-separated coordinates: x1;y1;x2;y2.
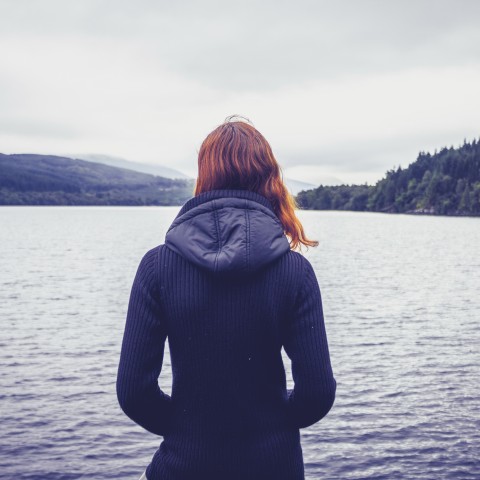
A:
71;154;190;180
72;153;316;196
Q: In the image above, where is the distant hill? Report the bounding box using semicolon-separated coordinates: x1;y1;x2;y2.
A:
71;153;190;180
283;178;317;196
0;154;195;206
296;138;480;216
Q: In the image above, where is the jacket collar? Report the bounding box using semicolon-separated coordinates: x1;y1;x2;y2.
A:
174;189;277;219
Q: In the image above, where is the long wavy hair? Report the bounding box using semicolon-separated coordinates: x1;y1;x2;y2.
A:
193;116;319;252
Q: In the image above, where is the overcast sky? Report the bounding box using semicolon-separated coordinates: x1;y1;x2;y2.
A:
1;0;479;185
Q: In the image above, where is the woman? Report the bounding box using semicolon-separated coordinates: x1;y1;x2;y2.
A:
116;117;337;480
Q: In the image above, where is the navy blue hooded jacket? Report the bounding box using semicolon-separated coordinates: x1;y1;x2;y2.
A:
116;188;336;480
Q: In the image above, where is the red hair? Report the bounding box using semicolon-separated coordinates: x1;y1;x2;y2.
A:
194;116;319;252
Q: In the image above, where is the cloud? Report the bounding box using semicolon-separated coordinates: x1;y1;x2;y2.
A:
0;0;479;184
2;1;480;91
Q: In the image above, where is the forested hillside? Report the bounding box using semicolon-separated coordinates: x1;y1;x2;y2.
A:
296;138;480;216
0;154;195;206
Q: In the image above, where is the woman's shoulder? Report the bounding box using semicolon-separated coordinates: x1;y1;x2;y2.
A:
139;243;168;261
133;244;169;277
283;249;315;271
135;244;159;264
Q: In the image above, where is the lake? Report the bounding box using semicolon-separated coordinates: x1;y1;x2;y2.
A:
0;206;479;480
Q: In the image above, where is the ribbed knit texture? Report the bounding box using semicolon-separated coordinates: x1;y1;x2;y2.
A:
117;189;336;480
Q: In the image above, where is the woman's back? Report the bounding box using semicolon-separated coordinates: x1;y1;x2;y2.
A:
117;188;336;480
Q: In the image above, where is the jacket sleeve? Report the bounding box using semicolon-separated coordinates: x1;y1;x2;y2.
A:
283;258;337;429
116;247;173;436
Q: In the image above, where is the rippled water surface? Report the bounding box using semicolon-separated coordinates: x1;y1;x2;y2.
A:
1;207;479;480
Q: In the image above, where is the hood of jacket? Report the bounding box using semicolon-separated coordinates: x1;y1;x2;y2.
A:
165;189;291;277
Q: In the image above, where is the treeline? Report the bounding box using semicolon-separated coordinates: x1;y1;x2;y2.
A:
0;154;195;206
296;138;480;216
